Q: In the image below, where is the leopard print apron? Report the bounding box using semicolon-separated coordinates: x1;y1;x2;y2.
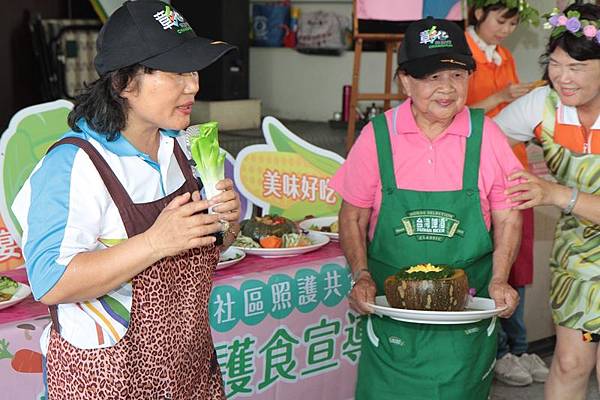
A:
45;137;225;399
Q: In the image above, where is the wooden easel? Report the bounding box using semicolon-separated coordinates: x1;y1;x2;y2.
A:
346;0;406;152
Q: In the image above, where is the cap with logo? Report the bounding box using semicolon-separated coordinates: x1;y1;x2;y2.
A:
397;17;475;79
94;0;236;76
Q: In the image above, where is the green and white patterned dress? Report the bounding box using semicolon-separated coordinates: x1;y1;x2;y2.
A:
540;90;600;333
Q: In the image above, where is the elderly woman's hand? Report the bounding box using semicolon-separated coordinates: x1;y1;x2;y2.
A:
506;170;570;210
349;274;377;315
488;279;519;318
208;178;241;224
144;192;222;259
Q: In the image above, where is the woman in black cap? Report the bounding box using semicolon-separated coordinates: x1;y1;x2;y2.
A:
329;17;522;399
11;1;239;398
495;3;600;398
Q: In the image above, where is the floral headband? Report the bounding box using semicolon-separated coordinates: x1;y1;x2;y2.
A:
545;8;600;44
468;0;540;26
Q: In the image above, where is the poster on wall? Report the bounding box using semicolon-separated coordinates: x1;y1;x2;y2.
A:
357;0;465;21
234;117;344;221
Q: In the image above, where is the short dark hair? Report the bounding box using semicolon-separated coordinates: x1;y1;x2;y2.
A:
540;3;600;86
468;5;519;28
67;65;154;141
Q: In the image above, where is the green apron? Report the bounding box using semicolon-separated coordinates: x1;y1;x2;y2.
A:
356;108;497;400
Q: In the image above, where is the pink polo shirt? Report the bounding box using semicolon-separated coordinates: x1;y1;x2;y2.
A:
330;101;523;239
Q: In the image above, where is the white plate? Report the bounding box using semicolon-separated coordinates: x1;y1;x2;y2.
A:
367;296;506;325
0;282;32;311
217;248;246;270
233;232;330;258
299;216;339;241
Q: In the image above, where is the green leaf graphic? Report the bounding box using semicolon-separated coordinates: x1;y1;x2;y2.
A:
3;106;71;235
267;205;285;216
267;123;341;175
98;238;125;247
280;199;341;221
269;124;295;153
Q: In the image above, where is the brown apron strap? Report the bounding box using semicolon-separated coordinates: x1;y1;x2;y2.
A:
47;137;133;212
173;139;203;192
173;139;196;182
49;305;60;333
46;137;134;333
45;136;199;332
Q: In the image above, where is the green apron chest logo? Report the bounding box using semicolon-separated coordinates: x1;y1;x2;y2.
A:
388;336;405;346
394;210;464;242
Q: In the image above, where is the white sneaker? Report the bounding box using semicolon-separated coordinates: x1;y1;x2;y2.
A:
519;353;550;383
494;353;533;386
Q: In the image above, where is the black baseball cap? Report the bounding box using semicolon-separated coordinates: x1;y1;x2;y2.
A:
94;0;236;75
398;17;475;79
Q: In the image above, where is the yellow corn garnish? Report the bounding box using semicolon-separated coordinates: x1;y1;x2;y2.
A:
405;263;443;274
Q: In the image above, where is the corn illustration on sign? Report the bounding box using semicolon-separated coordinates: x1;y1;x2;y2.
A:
234;117;344;220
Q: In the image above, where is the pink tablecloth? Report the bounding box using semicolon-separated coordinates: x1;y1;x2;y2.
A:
0;269;49;400
0;243;344;323
0;243;357;400
0;243;345;328
214;242;342;279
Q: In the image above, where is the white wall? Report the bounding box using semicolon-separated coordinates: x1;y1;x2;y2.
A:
249;0;356;121
249;0;556;121
528;206;559;341
504;0;555;82
506;2;557;341
250;48;390;121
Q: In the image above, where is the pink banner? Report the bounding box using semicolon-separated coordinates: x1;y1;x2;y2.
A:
356;0;464;21
357;0;423;21
211;244;358;399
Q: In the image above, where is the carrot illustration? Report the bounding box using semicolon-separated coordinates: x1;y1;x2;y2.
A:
11;349;43;373
0;338;43;373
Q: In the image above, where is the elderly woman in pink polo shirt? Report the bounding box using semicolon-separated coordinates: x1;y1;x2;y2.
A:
329;18;523;400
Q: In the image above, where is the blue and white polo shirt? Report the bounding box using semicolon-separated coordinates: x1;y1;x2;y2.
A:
12;119;192;352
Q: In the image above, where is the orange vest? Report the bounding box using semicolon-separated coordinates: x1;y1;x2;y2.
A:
534;122;600;155
465;33;527;166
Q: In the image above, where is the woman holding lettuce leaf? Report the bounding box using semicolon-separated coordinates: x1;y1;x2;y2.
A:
11;1;240;399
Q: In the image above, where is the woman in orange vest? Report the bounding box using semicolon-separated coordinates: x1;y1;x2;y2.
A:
496;3;600;398
465;0;549;387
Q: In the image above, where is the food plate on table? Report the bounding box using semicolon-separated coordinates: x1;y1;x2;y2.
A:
299;216;339;241
366;295;506;325
233;232;330;258
0;281;32;311
217;248;246;270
